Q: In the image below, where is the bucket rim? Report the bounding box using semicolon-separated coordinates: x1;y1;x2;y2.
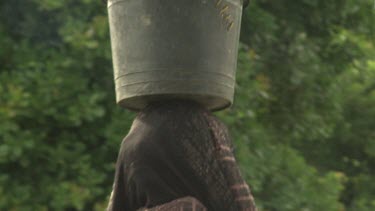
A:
107;0;243;9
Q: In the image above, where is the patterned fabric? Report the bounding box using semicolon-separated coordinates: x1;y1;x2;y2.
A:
107;101;257;211
138;197;207;211
204;113;256;210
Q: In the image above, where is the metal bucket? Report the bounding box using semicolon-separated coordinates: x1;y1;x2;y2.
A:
108;0;244;111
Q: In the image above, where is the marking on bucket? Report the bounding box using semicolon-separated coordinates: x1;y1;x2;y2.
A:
216;0;223;7
214;0;235;31
220;5;229;15
227;22;234;31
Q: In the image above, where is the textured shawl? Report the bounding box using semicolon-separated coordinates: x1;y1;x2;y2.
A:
107;101;257;211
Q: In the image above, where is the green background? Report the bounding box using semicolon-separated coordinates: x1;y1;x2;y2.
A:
0;0;374;210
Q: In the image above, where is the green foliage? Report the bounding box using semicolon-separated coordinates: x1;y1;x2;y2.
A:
232;0;375;210
0;1;134;210
0;0;374;210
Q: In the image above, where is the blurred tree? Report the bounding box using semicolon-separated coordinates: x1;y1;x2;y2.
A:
0;0;374;210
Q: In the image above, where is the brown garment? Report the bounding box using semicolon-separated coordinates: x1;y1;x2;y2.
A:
107;101;257;211
138;197;207;211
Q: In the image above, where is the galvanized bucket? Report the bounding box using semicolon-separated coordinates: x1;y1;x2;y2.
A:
108;0;244;111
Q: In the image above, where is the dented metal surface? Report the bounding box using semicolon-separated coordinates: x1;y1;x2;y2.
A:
108;0;244;111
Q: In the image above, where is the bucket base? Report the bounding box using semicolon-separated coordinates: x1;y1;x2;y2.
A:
118;94;231;112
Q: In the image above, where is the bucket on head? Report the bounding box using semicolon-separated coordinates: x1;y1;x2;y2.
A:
108;0;244;111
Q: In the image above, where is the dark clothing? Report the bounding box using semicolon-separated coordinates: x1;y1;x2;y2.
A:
107;101;256;211
137;197;207;211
